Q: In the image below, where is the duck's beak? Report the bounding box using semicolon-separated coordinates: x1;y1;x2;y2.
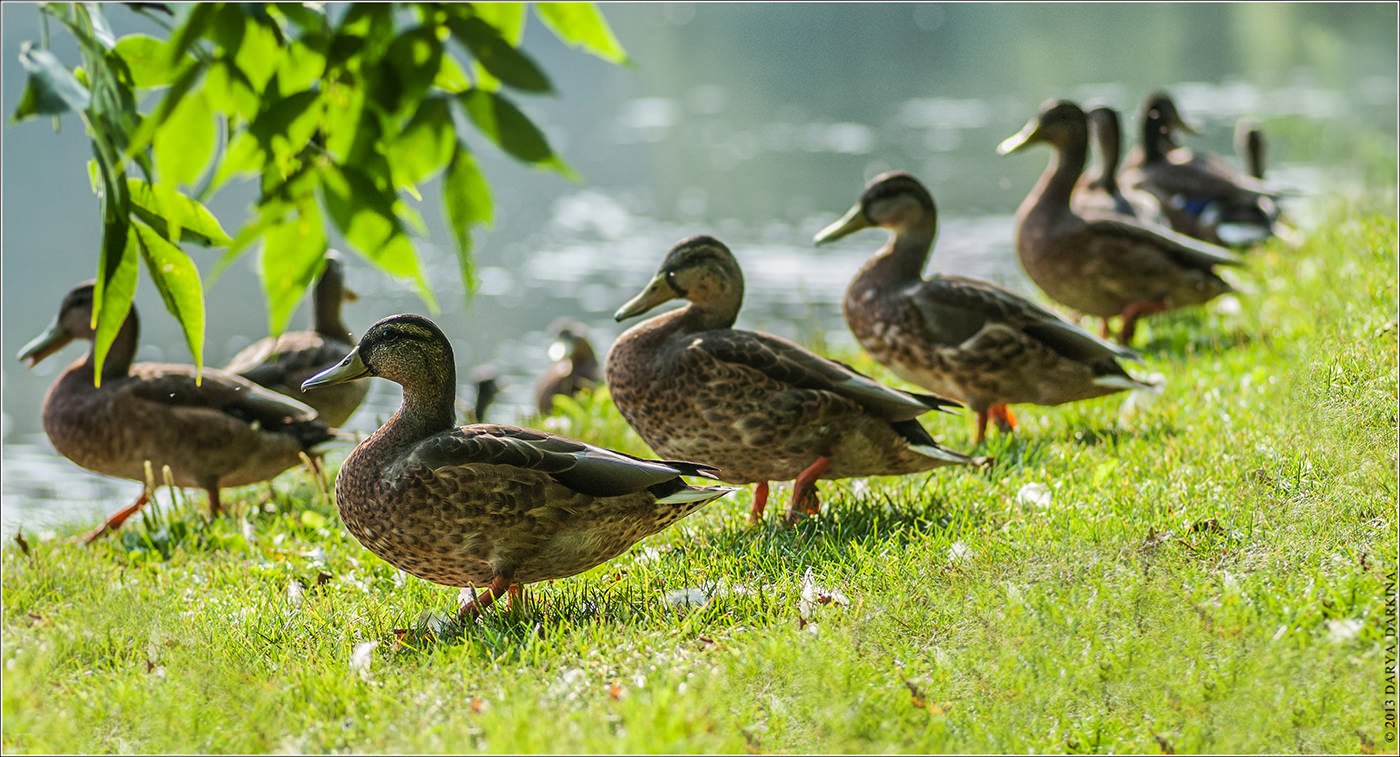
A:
813;203;871;245
303;348;370;390
614;273;679;321
996;117;1041;156
17;318;71;367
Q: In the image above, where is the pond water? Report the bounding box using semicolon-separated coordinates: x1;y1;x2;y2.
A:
2;3;1396;537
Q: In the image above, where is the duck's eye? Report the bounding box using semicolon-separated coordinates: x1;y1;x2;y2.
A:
665;270;688;297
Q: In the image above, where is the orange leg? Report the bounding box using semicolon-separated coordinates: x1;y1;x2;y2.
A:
507;583;525;611
80;490;151;543
989;404;1018;433
458;575;511;623
1117;299;1169;345
784;456;831;525
748;481;770;523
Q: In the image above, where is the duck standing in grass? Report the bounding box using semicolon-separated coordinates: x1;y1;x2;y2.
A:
534;317;602;416
605;235;983;526
18;282;338;543
302;314;732;620
814;172;1157;445
225;251;368;428
998;99;1244;345
1118;91;1291;248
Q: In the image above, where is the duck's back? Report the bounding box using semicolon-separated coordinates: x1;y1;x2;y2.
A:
228;331;367;426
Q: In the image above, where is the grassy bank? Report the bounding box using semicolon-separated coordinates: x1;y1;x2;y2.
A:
3;198;1396;753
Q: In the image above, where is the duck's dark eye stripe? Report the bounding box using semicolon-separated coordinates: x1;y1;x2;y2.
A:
665;270;688;297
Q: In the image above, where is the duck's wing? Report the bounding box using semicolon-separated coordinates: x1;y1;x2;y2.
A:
227;333;347;387
685;330;959;421
406;424;722;498
126;363;320;426
1081;214;1245;272
915;275;1142;364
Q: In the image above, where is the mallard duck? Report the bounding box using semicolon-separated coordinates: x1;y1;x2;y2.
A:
1235;118;1266;180
1118;91;1289;248
18;282;337;543
469;364;502;423
1073;104;1169;226
534;317;601;416
814;171;1156;445
301;313;732;619
998;99;1244;345
225;251;368;427
605;235;983;525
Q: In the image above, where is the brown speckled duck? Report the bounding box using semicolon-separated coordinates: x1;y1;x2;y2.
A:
225;251;368;427
302;314;733;620
19;282;337;543
605;235;983;525
998;99;1244;345
1074;104;1169;226
814;172;1156;445
533;317;602;416
1118;91;1289;248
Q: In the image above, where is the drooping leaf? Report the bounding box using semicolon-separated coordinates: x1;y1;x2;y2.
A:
12;42;90;121
319;164;437;311
113;34;182;88
203;59;260;121
125;61;203;159
128;178;233;247
432;53;472;93
92;216;139;387
445;16;552;94
259;200;328;336
388;96;455;188
207;129;263;193
275;41;327;94
132;221;206;376
85;3;119;50
154;89;216;188
443;144;491;296
248;89;322;167
232;12;282;91
472;3;527;45
535;3;630;65
457;89;563;167
166;3;218;65
384;26;444;115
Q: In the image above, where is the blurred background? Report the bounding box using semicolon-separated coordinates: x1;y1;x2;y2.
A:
3;2;1396;535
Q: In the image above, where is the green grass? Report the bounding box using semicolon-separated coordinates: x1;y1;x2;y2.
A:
4;198;1397;754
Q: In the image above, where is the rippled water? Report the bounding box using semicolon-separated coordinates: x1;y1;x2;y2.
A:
2;3;1395;536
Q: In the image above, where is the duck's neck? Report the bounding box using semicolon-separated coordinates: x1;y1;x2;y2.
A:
1028;136;1087;213
1096;120;1122;194
313;274;351;340
858;217;935;285
368;367;458;456
79;306;139;383
1141;112;1172;164
571;339;599;375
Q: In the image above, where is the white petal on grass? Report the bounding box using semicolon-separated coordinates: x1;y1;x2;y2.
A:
286;579;305;608
1016;483;1052;510
350;641;379;679
1326;618;1363;642
947;542;972;563
665;587;710;609
798;567;849;620
302;546;327;565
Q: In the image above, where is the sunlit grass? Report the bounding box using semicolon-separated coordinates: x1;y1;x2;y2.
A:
2;199;1396;753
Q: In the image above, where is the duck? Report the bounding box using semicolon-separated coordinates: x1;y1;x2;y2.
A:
997;99;1244;345
814;171;1157;445
1073;104;1169;226
1118;91;1289;248
533;317;602;416
468;364;502;423
18;282;338;543
605;235;984;526
301;313;732;620
224;251;368;427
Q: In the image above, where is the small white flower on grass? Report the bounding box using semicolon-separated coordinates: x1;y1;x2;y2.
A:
947;542;972;563
393;569;408;588
1326;618;1363;642
1213;294;1243;317
1016;483;1051;511
350;641;379;679
286;579;305;608
302;546;327;566
665;587;710;609
240;518;256;544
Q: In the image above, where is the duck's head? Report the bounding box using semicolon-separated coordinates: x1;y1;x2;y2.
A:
303;313;453;391
813;171;937;245
1141;91;1199;137
613;235;744;322
996;99;1088;155
546;317;596;363
18;282;99;367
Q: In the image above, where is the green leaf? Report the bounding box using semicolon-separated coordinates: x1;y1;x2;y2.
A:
207;129;263;193
128;178;233;247
322;83;366;160
92;212;139;387
319;164;437;312
248;89;322;160
154;89;216;188
259;200;328;336
132;221;206;375
125;62;203;159
384;26;444;115
535;3;630;65
232;13;282;91
445;16;552;94
12;42;90;121
275;41;326;94
113;34;182;88
432;53;472;93
456;89;575;177
167;3;219;65
472;3;527;45
388;96;455;188
203;59;260;121
443;145;490;296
